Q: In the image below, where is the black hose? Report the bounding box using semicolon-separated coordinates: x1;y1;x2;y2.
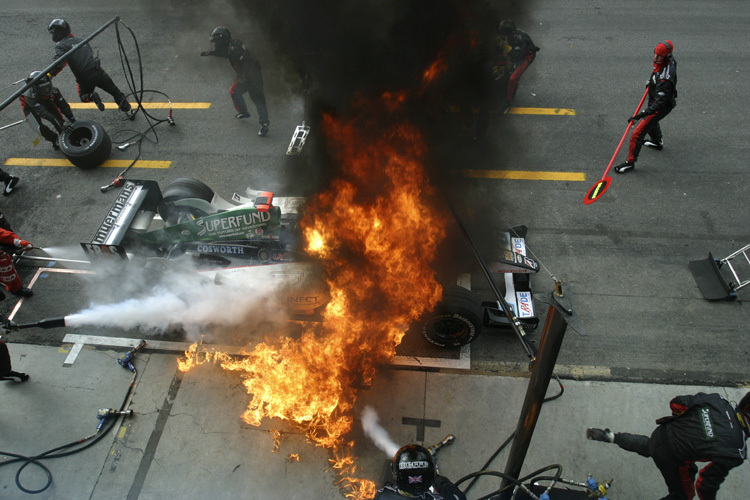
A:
104;20;174;187
461;374;564;496
0;369;138;494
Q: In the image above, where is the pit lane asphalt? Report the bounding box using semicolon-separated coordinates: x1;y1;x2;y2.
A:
1;1;749;498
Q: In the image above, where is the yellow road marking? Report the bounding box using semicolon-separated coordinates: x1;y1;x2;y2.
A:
463;169;586;182
508;107;576;116
5;158;171;168
68;102;211;109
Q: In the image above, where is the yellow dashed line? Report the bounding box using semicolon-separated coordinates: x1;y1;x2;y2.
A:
5;158;171;169
463;169;586;182
68;102;211;109
508;107;576;116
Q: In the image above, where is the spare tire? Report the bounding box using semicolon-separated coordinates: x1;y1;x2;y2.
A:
59;120;112;169
422;285;484;347
157;178;215;225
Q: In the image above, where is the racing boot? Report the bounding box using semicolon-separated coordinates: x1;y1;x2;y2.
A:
586;428;615;443
0;371;29;382
3;176;19;196
236;112;251;119
258;122;269;136
11;287;33;298
644;139;663;150
614;161;634;174
92;92;105;112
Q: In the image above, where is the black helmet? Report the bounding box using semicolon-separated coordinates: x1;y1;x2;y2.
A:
210;26;231;44
391;444;436;495
28;71;52;96
48;18;70;42
498;20;516;37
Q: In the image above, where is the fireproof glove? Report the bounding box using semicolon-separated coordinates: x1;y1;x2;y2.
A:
629;111;648;122
13;239;33;249
63;123;74;134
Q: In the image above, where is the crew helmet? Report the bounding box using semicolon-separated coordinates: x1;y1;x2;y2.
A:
210;26;231;44
653;40;673;70
497;20;516;37
48;19;70;42
28;71;52;96
391;444;436;495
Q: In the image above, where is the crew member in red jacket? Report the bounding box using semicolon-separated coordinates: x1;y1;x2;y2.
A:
0;228;34;297
615;40;678;173
587;391;749;500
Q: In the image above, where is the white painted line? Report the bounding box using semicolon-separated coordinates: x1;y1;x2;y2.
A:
393;344;471;370
63;342;84;366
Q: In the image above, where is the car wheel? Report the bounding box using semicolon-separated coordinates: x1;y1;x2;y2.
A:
157;178;215;225
422;285;483;347
59;120;112;169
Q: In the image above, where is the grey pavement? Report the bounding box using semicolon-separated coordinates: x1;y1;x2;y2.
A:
2;340;748;499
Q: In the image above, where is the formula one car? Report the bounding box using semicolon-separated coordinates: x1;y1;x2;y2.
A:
77;178;539;345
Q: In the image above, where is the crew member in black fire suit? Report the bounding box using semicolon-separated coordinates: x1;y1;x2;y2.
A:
615;40;677;173
587;391;750;500
19;71;76;151
373;444;466;500
201;26;270;136
47;19;134;119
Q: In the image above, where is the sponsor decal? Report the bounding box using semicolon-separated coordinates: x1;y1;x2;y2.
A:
516;291;534;317
92;182;138;244
196;211;272;237
399;461;429;470
408;475;423;484
196;245;246;255
286;295;320;304
701;407;715;439
511;237;526;256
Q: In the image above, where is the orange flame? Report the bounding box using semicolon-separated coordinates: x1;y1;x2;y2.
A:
180;87;446;498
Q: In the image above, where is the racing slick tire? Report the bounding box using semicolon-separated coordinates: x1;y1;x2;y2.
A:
59;120;112;169
158;178;215;225
422;285;483;347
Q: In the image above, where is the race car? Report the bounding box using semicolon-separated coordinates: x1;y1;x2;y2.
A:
78;178;539;345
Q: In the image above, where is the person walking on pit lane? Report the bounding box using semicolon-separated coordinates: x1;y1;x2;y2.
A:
615;40;677;174
201;26;270;137
587;391;749;500
19;71;76;152
48;18;135;120
0;228;34;298
497;20;540;109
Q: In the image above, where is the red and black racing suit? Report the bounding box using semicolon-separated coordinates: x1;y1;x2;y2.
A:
19;85;75;147
614;393;747;500
627;57;677;163
505;29;540;103
50;33;131;112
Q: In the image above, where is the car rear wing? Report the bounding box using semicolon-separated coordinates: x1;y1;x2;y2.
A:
488;227;540;274
81;179;163;259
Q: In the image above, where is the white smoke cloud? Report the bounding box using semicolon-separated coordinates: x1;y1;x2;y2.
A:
361;405;400;458
63;266;286;340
